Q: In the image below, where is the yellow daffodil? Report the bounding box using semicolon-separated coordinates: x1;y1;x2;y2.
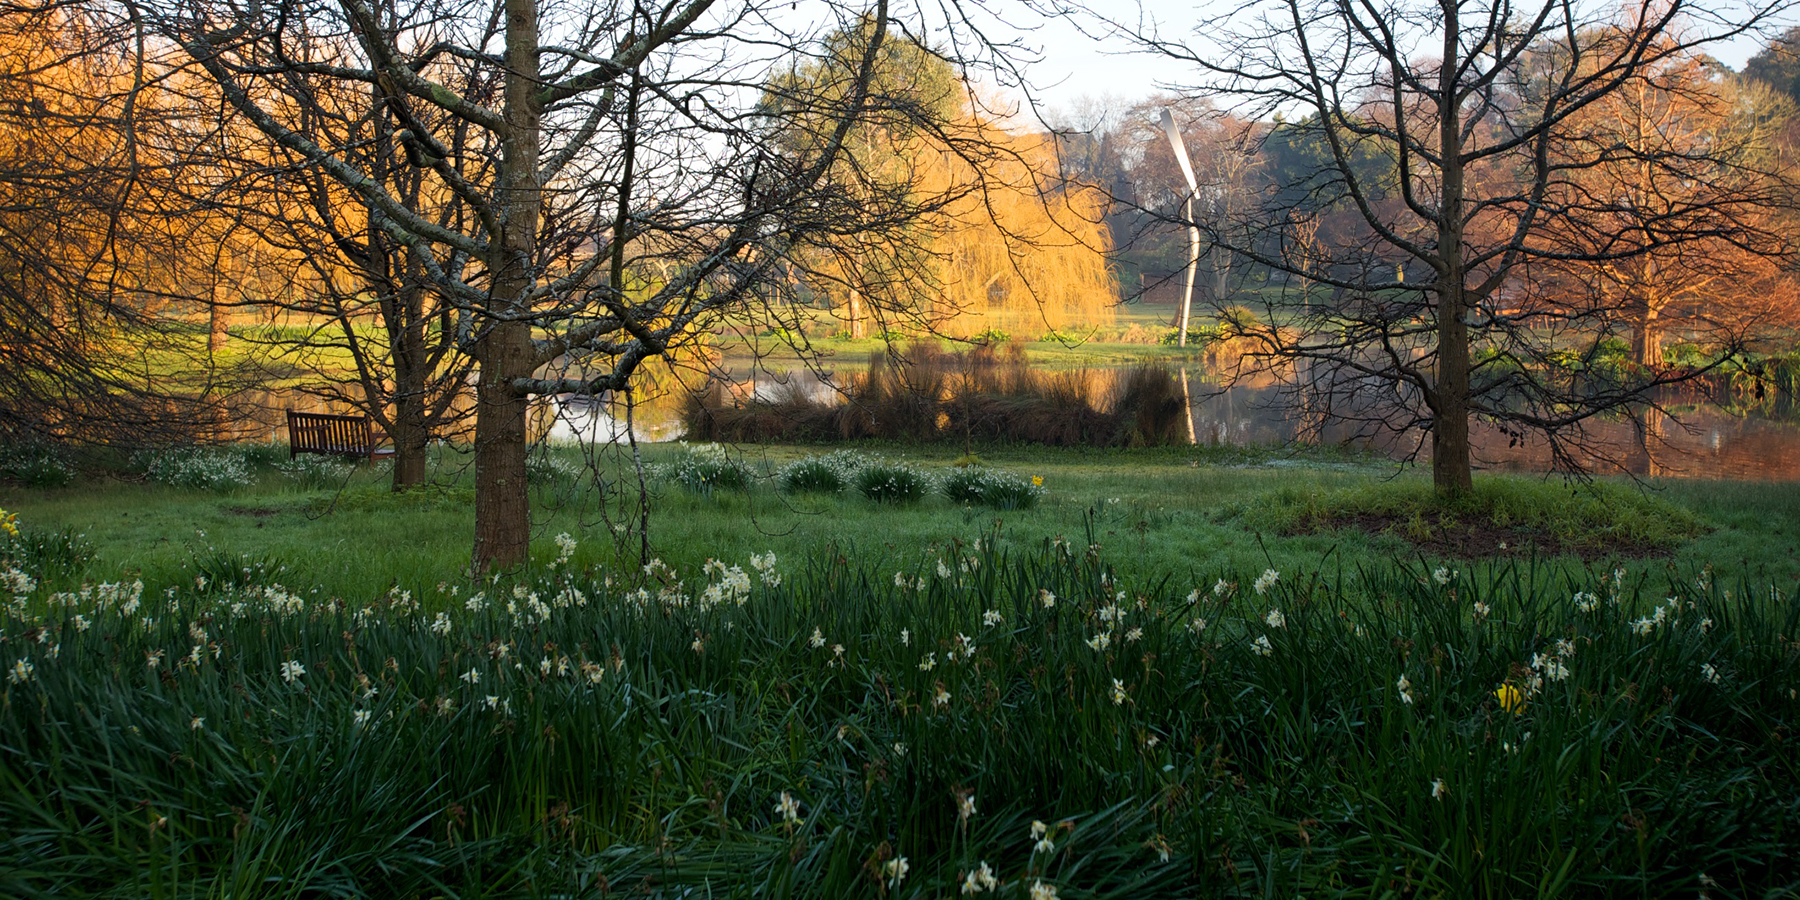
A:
1495;683;1526;714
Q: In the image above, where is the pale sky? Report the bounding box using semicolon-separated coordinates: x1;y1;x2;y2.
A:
996;0;1783;124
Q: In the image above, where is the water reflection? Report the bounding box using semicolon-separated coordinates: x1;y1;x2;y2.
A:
248;362;1799;481
1185;378;1800;481
545;394;684;444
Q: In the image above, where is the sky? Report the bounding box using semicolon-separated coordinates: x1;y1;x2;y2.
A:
993;0;1786;123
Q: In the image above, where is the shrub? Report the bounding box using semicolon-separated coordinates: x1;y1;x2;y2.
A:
854;460;934;504
685;345;1190;448
777;451;866;494
942;466;1045;510
141;447;256;493
1591;335;1632;361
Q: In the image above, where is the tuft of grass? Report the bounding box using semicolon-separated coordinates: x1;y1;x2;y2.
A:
1230;476;1707;558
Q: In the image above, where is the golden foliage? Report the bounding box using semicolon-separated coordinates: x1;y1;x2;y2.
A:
921;127;1118;336
793;86;1119;340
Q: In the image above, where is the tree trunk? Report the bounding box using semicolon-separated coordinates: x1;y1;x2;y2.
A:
472;0;542;573
848;289;865;339
390;282;430;490
1433;284;1474;495
1431;13;1473;496
390;400;430;487
208;299;229;354
1633;302;1662;370
1177;195;1196;346
472;320;533;570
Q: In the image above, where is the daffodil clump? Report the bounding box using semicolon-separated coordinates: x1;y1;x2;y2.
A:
1;514;1795;897
523;451;585;487
776;449;870;493
2;508;41;618
941;466;1046;510
273;452;354;488
775;451;1047;510
658;442;756;494
0;444;76;488
854;459;936;504
138;446;258;493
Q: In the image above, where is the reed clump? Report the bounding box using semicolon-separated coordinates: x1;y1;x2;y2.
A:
684;342;1191;447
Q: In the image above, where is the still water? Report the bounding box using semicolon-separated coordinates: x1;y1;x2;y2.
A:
535;361;1800;481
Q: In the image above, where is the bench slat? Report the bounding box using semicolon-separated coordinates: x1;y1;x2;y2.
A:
286;410;394;461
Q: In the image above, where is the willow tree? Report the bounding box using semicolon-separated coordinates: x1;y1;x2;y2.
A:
755;18;966;341
1080;0;1794;490
924;126;1117;337
111;0;1017;570
758;22;1115;345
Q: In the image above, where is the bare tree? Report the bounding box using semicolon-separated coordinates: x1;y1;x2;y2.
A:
1071;0;1795;491
94;0;1021;570
180;56;478;492
0;9;245;450
1526;64;1799;371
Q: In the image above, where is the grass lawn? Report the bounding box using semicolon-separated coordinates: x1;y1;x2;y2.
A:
7;441;1799;599
3;443;1798;897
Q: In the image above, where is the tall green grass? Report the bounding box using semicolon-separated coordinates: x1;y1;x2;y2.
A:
3;516;1796;897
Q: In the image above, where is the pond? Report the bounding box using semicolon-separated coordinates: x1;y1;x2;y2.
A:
541;357;1800;481
252;358;1800;481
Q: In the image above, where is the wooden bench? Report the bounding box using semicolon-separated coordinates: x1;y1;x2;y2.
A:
286;410;396;461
